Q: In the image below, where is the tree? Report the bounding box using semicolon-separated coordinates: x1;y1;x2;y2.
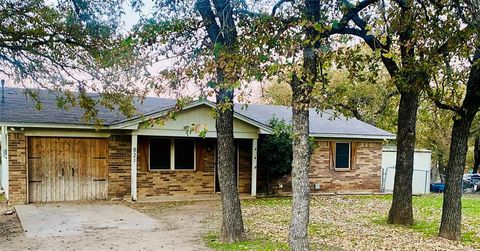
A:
419;0;480;240
131;0;282;242
193;0;246;242
255;1;382;247
329;0;473;225
261;81;292;106
0;0;143;123
437;47;479;240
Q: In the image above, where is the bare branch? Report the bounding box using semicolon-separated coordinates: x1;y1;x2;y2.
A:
271;0;294;16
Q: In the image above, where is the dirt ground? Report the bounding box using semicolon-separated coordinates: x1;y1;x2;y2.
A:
0;200;220;251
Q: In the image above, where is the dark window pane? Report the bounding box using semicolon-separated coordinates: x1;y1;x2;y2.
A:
335;143;350;169
175;139;195;169
150;138;171;170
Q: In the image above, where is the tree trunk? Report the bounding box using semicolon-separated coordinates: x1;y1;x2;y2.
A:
288;0;319;249
474;136;480;174
439;49;480;241
439;115;475;240
387;89;420;225
216;89;246;243
195;0;245;242
289;74;312;251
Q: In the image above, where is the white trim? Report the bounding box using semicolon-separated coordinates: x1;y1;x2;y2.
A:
131;135;138;201
310;133;395;140
170;139;175;170
148;137;196;171
251;139;257;197
133;129;259;139
236;141;240;187
334;142;351;171
0;126;9;199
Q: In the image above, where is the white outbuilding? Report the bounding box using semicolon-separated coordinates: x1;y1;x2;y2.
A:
381;147;432;194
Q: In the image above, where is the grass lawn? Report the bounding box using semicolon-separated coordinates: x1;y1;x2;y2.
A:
206;194;479;251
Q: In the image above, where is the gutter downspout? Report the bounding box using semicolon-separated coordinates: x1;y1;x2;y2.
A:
1;126;8;200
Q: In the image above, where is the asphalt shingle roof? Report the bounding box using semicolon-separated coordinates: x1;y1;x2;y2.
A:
0;87;394;139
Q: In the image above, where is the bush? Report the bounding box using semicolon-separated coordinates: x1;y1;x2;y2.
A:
258;118;293;194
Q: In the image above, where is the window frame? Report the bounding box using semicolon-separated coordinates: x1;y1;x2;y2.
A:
148;138;196;171
334;141;351;171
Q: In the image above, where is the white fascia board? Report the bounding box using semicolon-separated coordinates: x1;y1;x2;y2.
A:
133;128;259;139
310;133;396;140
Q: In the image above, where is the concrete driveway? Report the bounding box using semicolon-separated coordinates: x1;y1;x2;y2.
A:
4;201;215;251
15;204;158;238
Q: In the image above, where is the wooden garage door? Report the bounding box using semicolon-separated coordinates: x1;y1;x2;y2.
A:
28;137;108;202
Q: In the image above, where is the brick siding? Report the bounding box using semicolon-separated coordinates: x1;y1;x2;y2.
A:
309;141;382;192
107;135;132;200
8;132;27;204
136;138;252;197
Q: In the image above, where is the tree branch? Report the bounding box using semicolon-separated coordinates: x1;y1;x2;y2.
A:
195;0;224;44
271;0;294;16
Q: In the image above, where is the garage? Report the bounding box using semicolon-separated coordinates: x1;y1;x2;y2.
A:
28;137;108;202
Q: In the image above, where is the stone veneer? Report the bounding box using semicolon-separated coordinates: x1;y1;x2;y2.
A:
308;141;383;192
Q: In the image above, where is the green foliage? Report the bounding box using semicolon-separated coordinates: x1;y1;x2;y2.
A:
0;0;149;126
258;118;293;193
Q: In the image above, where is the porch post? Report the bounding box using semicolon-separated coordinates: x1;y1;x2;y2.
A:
131;134;138;201
0;126;8;200
251;138;257;197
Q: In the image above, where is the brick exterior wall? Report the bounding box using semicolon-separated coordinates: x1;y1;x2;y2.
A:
136;137;253;197
107;135;132;200
309;141;382;192
137;138;216;197
8;132;27;204
6;133;255;204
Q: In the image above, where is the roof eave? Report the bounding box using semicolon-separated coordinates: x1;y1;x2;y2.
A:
309;133;396;140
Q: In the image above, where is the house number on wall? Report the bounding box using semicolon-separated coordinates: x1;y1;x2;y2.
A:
132;147;137;165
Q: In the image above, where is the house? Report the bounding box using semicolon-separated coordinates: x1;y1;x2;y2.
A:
0;88;395;204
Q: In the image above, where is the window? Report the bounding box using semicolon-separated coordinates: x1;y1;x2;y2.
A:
335;142;350;170
174;139;195;169
150;138;171;170
149;138;195;170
